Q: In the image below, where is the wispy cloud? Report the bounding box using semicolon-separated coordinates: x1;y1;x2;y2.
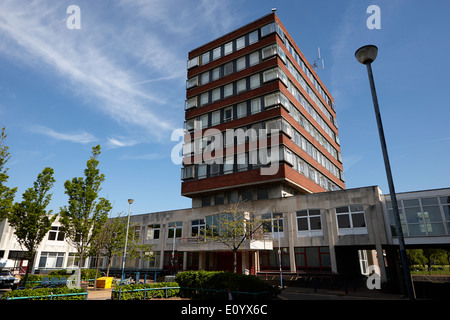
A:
31;125;96;144
0;1;188;141
106;137;138;148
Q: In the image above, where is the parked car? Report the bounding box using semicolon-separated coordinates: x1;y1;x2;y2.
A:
0;269;19;290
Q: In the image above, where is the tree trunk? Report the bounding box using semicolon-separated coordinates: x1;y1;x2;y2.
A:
94;253;101;289
233;250;237;273
22;251;35;287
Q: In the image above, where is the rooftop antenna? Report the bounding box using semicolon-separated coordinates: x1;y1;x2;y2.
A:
313;47;325;71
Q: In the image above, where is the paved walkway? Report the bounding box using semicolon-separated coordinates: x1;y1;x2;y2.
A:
276;286;408;300
87;288;113;300
85;286;408;301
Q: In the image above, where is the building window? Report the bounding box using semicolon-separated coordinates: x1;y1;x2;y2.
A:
336;205;367;235
187;56;199;69
224;155;234;174
237;153;248;171
38;252;64;269
197;164;207;179
147;224;160;240
261;22;276;37
224;83;233;98
236;36;245;50
48;226;65;241
235;57;245;72
250;98;261;114
296;209;322;236
237;78;247;93
295;247;331;272
191;219;206;237
200;92;209;106
212;67;221;81
211;88;221;102
211;110;220;125
224;41;233;55
224;106;233;122
224;62;234;76
249;30;258;45
257;187;269;200
215;194;225;205
237;102;247;118
260;248;289;270
186;76;198;89
249;74;260;89
201;72;210;85
262;213;284;238
201;51;210;65
213;47;221;60
249;51;259;66
168;222;182;238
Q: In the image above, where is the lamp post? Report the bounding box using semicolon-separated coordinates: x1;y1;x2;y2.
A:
355;45;414;300
121;198;134;283
275;214;283;289
171;224;177;275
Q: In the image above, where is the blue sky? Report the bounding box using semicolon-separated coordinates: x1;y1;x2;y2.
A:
0;0;449;216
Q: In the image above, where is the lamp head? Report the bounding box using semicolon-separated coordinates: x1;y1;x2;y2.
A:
128;199;134;204
355;45;378;64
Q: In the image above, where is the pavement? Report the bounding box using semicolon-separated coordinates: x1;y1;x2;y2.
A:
275;285;408;300
83;286;408;301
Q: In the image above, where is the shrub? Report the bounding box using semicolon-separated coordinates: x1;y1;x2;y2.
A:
1;287;87;300
111;282;180;300
175;271;278;300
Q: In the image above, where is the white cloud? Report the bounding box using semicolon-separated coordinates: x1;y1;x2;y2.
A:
31;125;96;144
107;137;138;148
0;0;187;141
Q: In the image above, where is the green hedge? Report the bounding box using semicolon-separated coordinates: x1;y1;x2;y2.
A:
1;287;87;300
20;269;98;288
175;271;279;300
111;282;179;300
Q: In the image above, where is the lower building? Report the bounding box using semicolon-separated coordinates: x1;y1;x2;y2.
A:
2;185;448;292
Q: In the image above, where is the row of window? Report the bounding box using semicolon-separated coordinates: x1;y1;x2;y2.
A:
386;196;450;237
182;140;342;192
183;113;343;182
187;21;335;117
186;44;338;146
185;90;340;163
145;206;367;242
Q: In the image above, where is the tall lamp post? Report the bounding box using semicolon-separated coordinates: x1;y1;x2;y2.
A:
275;214;283;289
121;198;134;283
355;45;414;300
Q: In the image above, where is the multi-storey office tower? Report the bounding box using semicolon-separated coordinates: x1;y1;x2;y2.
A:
181;12;345;207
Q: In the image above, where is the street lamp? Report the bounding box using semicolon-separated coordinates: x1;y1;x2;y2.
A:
171;224;177;275
121;198;134;283
275;214;283;289
355;45;415;299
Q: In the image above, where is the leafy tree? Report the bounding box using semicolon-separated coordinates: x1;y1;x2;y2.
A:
8;167;56;285
59;145;112;287
0;127;16;222
203;202;267;273
90;213;154;278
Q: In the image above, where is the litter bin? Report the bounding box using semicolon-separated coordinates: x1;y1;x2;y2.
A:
96;277;114;289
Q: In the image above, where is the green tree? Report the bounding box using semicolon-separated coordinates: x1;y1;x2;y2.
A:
90;213;154;278
203;202;267;273
0;127;17;222
59;145;112;287
8;167;56;285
